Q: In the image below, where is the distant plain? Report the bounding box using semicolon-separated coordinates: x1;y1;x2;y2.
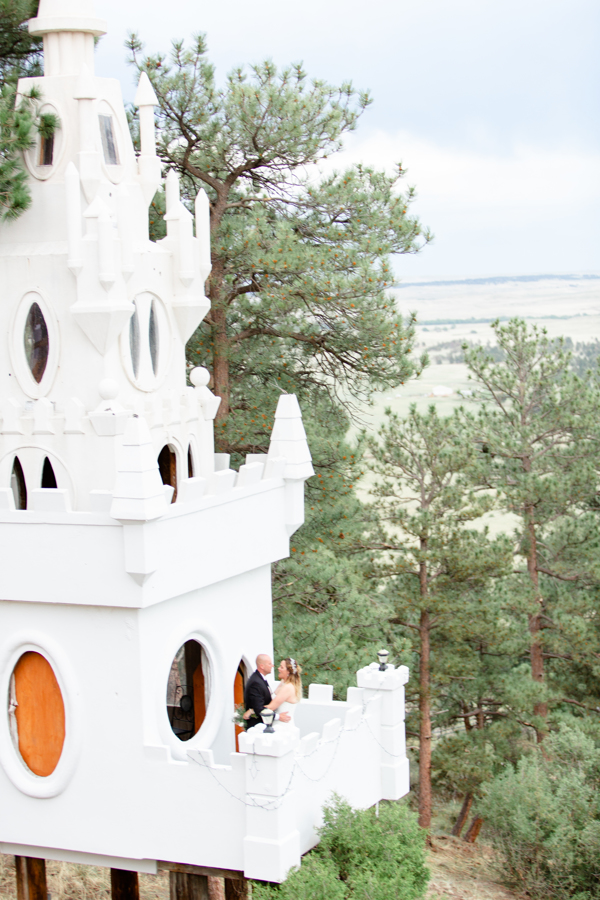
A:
353;275;600;538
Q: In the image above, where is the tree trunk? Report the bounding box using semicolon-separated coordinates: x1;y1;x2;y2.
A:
525;502;547;734
211;297;230;430
464;816;483;843
451;792;473;837
418;548;432;830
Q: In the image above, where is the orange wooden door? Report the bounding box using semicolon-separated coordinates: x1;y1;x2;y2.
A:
13;652;65;777
192;660;206;735
234;665;245;752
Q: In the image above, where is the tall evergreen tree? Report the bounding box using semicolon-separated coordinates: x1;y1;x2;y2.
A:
127;34;431;685
366;405;510;829
464;319;600;739
0;0;57;221
127;35;429;447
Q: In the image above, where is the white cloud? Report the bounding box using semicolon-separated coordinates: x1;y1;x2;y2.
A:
323;131;600;277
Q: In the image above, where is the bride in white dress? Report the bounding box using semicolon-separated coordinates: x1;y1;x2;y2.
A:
266;658;302;729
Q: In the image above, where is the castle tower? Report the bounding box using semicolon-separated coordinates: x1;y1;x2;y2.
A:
0;0;409;888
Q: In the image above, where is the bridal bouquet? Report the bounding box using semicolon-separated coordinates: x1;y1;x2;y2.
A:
232;703;249;727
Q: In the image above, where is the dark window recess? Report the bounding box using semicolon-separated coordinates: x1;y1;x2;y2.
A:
38;133;54;167
149;299;159;376
187;445;194;478
129;304;140;379
24;302;49;384
11;458;27;510
166;640;207;741
99;115;119;165
41;457;57;489
158;445;177;503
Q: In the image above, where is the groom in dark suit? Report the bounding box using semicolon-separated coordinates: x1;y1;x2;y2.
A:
243;654;290;729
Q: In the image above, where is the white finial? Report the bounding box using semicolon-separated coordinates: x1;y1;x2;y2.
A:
190;367;210;388
135;72;158;108
136;73;159;161
195;188;212;286
165;170;180;214
98;379;119;402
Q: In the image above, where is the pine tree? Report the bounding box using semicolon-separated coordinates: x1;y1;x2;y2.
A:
0;0;56;221
464;319;600;739
127;34;430;448
367;405;510;829
126;33;432;687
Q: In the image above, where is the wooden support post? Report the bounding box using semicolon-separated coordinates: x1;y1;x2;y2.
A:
170;871;210;900
110;868;140;900
224;877;249;900
15;856;47;900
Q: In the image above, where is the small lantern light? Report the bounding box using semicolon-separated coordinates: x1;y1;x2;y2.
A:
377;649;389;671
261;708;275;733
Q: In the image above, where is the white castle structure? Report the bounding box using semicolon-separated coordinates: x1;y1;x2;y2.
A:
0;0;410;886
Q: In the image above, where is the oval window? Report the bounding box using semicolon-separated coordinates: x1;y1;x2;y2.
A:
10;652;65;776
166;640;209;741
23;303;49;384
129;305;140;379
149;299;159;376
123;293;170;391
11;457;27;510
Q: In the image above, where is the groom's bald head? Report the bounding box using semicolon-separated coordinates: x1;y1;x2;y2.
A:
256;654;273;675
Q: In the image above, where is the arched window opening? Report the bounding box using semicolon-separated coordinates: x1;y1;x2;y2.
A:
187;445;194;478
149;299;159;376
166;640;209;741
23;302;49;384
9;651;65;777
158;445;177;502
99;114;119;166
38;133;54;167
11;457;27;510
41;457;57;489
234;662;246;752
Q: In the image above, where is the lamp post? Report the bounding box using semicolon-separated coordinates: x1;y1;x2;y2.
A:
377;649;389;671
260;709;275;733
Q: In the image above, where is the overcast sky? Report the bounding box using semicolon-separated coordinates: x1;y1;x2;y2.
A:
94;0;600;280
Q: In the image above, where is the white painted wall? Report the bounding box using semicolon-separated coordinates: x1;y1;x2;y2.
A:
0;0;409;884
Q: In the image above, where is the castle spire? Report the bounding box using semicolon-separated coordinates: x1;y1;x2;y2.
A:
29;0;107;77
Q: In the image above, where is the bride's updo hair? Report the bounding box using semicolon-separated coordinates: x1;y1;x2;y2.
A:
282;658;302;701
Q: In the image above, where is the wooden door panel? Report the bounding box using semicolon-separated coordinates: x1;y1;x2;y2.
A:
13;651;65;777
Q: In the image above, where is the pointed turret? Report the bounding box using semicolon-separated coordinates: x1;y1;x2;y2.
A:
110;416;169;522
268;394;314;480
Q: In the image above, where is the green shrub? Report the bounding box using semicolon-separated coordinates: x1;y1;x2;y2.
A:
481;725;600;899
253;796;429;900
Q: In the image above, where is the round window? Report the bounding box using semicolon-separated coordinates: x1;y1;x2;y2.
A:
9;652;65;776
166;640;209;741
122;292;170;391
